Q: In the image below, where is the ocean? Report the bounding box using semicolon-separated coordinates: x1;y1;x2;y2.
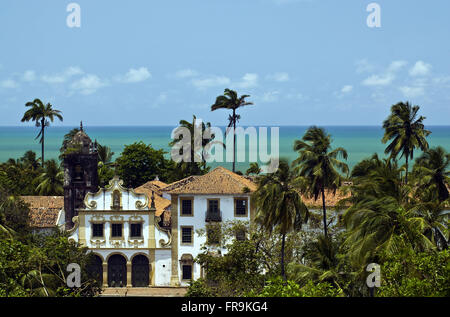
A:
1;126;449;172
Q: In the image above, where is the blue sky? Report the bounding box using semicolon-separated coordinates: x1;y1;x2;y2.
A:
0;0;449;126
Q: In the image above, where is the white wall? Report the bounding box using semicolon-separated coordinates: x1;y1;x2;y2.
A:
155;249;172;286
176;194;251;285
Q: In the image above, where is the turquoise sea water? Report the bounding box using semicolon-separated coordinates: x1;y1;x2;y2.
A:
1;126;449;172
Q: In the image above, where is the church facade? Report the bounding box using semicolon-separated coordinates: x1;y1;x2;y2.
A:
67;176;173;287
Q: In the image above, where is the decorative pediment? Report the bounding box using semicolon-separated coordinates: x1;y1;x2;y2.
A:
83;176;148;211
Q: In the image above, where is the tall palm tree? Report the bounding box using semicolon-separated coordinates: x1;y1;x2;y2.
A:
293;126;348;237
253;159;309;280
382;101;431;184
21;99;63;164
35;159;64;196
412;146;450;202
211;89;253;172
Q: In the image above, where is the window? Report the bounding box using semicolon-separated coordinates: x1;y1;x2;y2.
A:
208;199;219;213
236;229;246;241
182;264;192;280
181;198;193;216
92;223;104;238
181;227;193;244
235;198;248;217
130;223;142;238
111;223;123;238
207;225;221;245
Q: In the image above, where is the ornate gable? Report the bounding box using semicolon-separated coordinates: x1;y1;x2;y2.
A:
84;176;148;211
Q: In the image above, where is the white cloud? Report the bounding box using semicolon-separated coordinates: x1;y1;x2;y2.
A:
71;74;106;95
387;60;408;72
41;66;83;84
234;73;259;89
409;61;432;77
267;72;290;82
355;59;375;74
286;92;305;100
192;76;231;90
341;85;353;93
362;73;394;86
120;67;151;83
261;90;280;103
23;70;36;82
399;86;425;98
174;69;199;79
0;79;18;89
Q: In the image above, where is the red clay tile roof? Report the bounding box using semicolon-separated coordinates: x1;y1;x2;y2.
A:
21;196;64;228
134;186;171;218
163;166;257;195
135;180;168;196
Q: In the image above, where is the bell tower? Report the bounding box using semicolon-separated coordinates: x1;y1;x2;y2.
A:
63;122;99;229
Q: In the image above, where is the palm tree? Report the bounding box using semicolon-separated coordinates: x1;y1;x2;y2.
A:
293;126;349;237
382;101;431;184
246;162;262;176
253;159;309;280
21;99;63;164
59;128;80;159
19;150;41;171
288;235;349;292
211;89;253;172
35;159;64;195
97;144;115;167
169;115;220;175
412;146;450;202
343;196;434;266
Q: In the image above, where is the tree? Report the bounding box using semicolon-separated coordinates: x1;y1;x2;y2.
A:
0;186;31;238
211;89;253;172
382;101;431;184
97;144;115;167
412;146;450;202
378;249;450;297
116;142;172;188
21;99;63;164
253;159;309;280
293;126;348;237
169;115;218;176
59;128;80;160
246;162;261;176
19;151;41;171
35;159;64;196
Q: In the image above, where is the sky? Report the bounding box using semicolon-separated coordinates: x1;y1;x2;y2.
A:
0;0;449;127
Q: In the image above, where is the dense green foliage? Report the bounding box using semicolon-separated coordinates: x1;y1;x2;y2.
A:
0;187;102;297
378;249;449;297
115;142;175;187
